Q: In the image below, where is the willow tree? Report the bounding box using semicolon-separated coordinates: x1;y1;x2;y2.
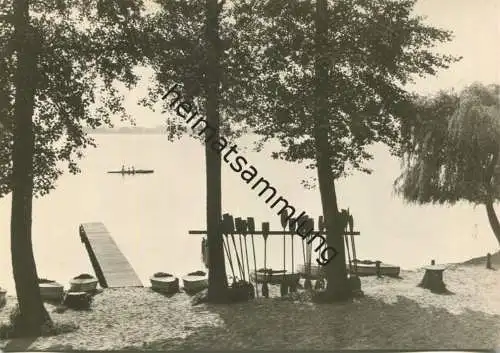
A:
236;0;459;301
1;0;146;335
395;83;500;246
141;0;259;302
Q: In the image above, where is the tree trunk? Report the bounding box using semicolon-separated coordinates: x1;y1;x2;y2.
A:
11;0;51;336
205;0;228;302
313;0;350;301
484;150;500;246
485;201;500;246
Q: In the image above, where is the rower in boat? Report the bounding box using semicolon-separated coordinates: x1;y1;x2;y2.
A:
121;165;125;173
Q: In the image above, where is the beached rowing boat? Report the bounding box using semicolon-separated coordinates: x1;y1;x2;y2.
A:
39;279;64;301
297;261;401;278
348;261;401;277
150;273;179;294
107;169;154;174
250;270;301;285
297;264;325;279
69;274;98;292
182;271;208;294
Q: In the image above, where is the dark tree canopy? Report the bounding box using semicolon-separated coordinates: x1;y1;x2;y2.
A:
0;0;147;197
395;83;500;206
231;0;460;184
139;0;259;142
395;83;500;245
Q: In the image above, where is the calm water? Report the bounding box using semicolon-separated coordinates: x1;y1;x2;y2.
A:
0;134;497;293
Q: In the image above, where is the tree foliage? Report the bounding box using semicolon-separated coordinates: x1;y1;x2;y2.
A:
232;0;460;184
395;83;500;206
0;0;147;198
1;0;148;336
140;0;258;143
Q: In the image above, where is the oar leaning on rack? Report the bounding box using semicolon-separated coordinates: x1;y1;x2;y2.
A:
192;212;360;298
241;219;252;292
289;217;298;293
261;221;270;298
234;217;246;282
313;217;325;290
280;210;289;297
300;215;311;290
221;214;237;284
247;217;258;297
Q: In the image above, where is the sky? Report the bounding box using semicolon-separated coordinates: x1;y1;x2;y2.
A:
409;0;499;93
117;0;500;128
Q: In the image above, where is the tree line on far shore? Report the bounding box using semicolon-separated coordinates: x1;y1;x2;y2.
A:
0;0;498;337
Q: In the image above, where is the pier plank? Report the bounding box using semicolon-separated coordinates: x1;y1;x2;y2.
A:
79;222;143;288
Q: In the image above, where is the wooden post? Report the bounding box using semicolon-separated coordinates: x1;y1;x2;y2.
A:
486;253;492;269
375;261;382;278
0;289;6;308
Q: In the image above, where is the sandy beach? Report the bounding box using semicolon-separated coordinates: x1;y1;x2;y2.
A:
1;259;499;351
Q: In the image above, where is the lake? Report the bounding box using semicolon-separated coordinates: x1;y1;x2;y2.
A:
0;133;497;293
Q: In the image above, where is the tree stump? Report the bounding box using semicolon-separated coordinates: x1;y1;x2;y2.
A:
63;291;92;310
418;265;447;293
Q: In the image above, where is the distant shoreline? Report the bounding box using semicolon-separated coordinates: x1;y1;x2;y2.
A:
83;127;166;135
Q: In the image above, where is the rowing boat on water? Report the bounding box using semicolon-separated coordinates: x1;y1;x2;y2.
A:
107;170;154;174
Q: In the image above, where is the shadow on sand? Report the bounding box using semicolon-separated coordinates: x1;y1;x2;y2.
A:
3;336;38;352
143;294;500;350
149;288;179;299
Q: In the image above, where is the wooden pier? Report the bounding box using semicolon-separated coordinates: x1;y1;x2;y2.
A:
79;222;143;288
